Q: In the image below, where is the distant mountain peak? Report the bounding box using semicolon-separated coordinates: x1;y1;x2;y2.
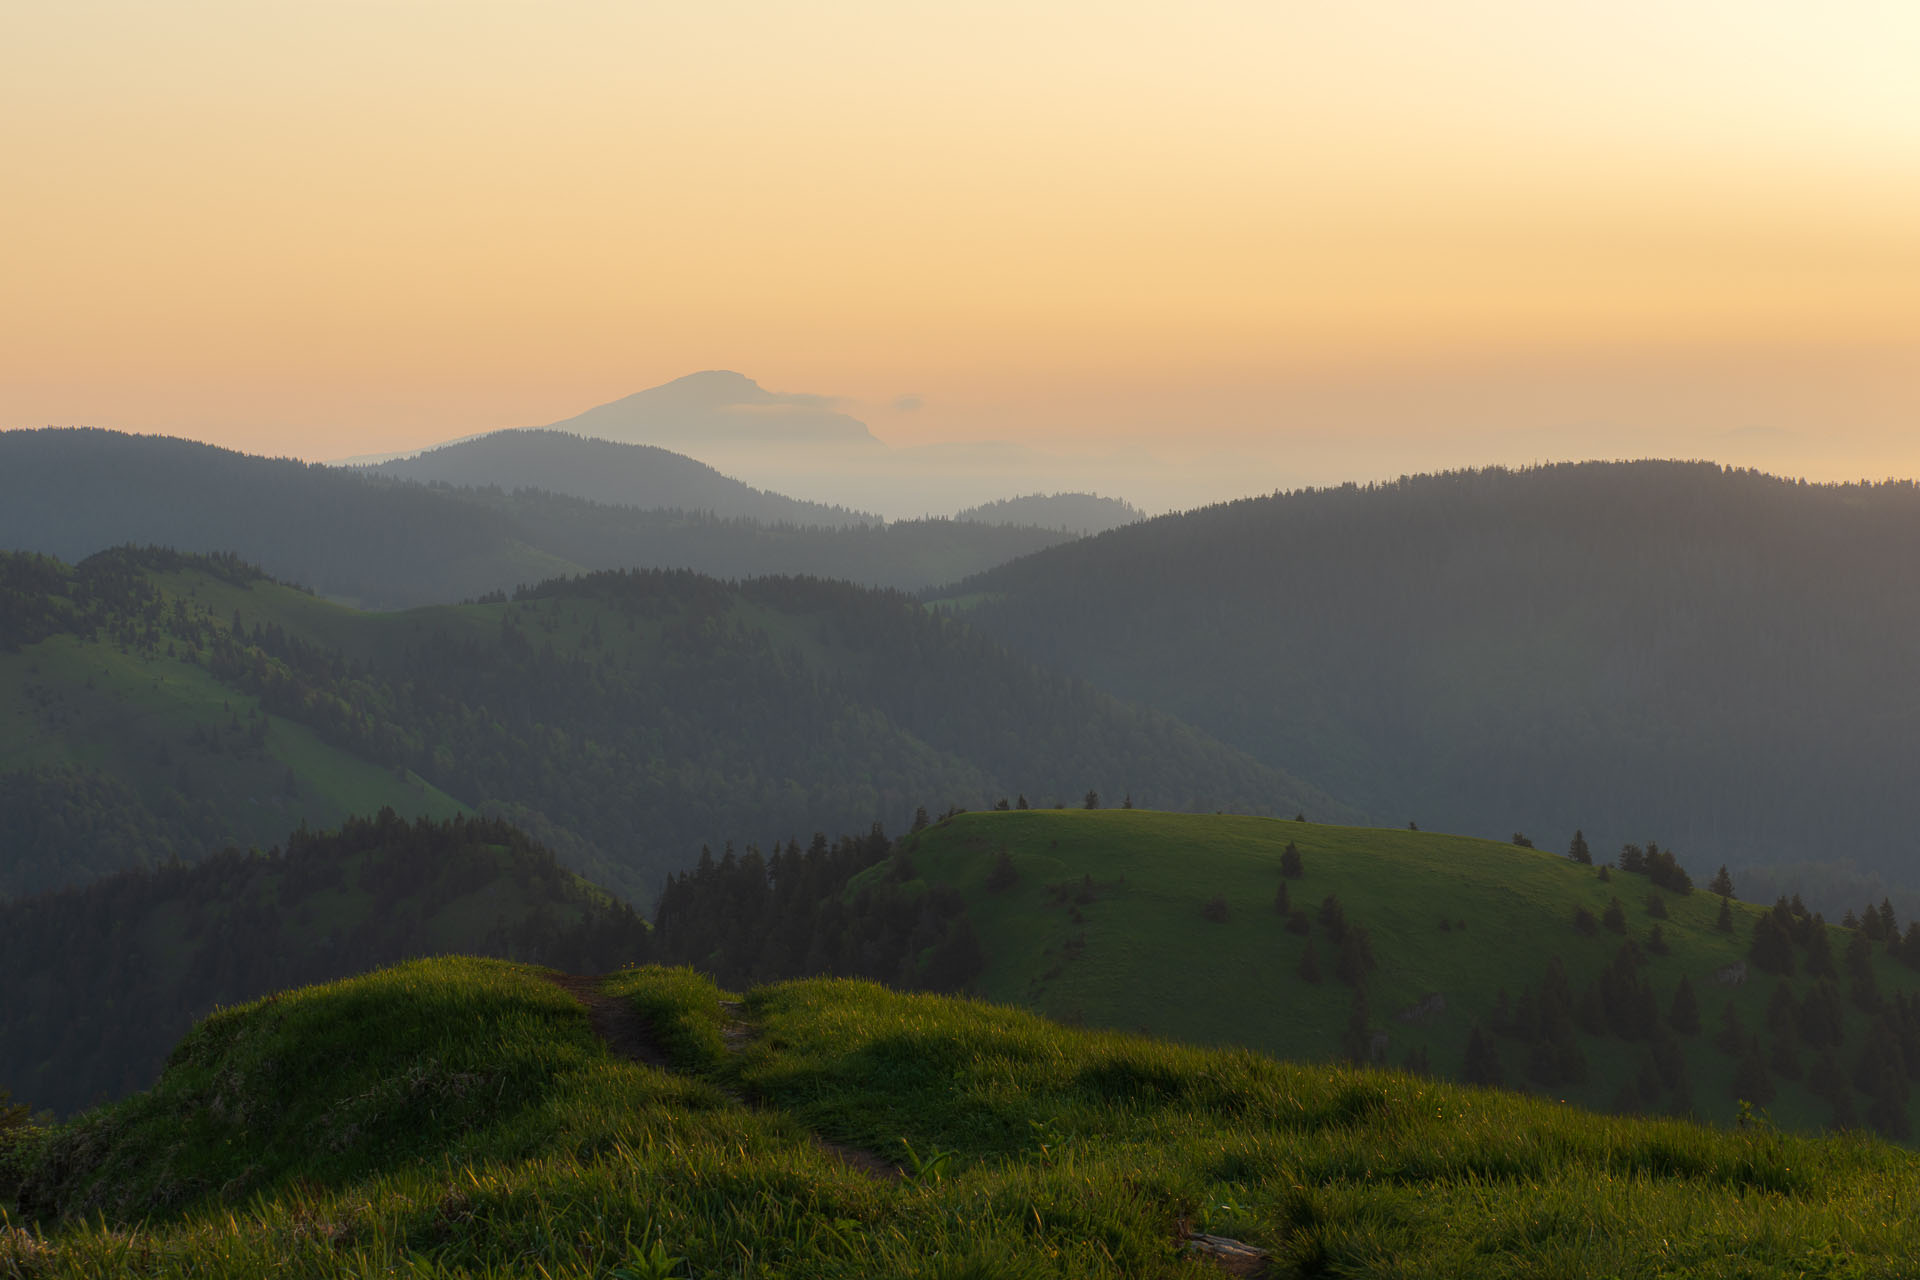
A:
548;372;881;450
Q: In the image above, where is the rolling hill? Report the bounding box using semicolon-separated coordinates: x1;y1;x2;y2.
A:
5;958;1917;1277
938;460;1920;897
0;547;1347;904
363;428;876;526
886;809;1920;1136
0;812;647;1116
954;491;1145;533
0;428;1078;606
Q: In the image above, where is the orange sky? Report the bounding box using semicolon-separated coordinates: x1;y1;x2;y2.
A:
3;1;1916;496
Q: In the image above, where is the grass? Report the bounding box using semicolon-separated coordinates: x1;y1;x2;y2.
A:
897;810;1920;1132
7;958;1920;1277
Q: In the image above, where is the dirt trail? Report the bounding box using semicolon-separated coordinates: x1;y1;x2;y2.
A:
542;972;902;1181
545;972;1268;1270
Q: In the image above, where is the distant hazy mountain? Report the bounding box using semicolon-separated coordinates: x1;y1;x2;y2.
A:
955;492;1143;534
542;370;881;451
0;429;1076;606
364;429;875;526
940;461;1920;890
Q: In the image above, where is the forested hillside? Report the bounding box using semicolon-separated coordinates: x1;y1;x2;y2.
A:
0;429;1074;606
897;809;1920;1137
943;461;1920;890
954;492;1143;533
0;811;646;1115
367;429;873;525
0;548;1346;903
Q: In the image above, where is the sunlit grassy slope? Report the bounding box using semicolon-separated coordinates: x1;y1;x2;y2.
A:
5;959;1918;1277
896;810;1920;1132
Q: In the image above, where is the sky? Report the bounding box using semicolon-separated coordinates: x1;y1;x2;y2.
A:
4;1;1916;509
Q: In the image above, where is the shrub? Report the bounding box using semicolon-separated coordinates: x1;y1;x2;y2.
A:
1573;906;1598;936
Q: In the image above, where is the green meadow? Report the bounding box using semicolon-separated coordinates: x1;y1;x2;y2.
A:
897;810;1920;1132
6;957;1919;1278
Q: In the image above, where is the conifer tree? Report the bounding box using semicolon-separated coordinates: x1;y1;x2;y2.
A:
1015;794;1029;810
1317;894;1347;943
1707;864;1735;898
1805;918;1837;979
1846;930;1881;1013
1335;926;1376;987
1798;980;1846;1049
1748;912;1796;976
1731;1034;1776;1106
1298;937;1322;983
1713;1000;1746;1056
1279;841;1303;879
1567;829;1592;864
1273;880;1290;915
1463;1022;1504;1087
1083;790;1100;810
1341;988;1374;1064
1716;895;1734;933
1668;975;1700;1035
1602;897;1628;935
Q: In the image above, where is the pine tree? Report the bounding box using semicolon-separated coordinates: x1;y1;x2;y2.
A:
1317;894;1347;943
1846;930;1881;1013
1748;913;1795;976
1298;937;1322;983
1713;1000;1746;1056
1602;897;1628;935
1341;988;1374;1064
1335;926;1376;987
1805;919;1837;979
1279;842;1304;879
1463;1022;1504;1086
1015;794;1029;810
1707;864;1735;898
1716;896;1734;933
1798;980;1846;1049
1668;975;1700;1035
1730;1034;1776;1105
1645;892;1667;919
910;807;931;834
1567;829;1592;864
1273;880;1291;915
1083;790;1100;810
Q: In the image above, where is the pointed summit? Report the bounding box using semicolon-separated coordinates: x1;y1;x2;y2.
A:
542;372;881;450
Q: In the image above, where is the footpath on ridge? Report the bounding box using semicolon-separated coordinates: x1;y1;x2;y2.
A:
542;970;1274;1276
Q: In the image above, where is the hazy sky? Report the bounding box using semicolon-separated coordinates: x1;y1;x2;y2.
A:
5;1;1916;505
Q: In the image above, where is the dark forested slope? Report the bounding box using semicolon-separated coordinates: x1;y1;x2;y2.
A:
943;461;1920;885
954;492;1144;533
0;811;647;1115
366;429;873;525
0;429;1073;605
0;548;1346;903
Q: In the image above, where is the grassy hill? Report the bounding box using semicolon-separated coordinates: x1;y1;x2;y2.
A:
937;461;1920;899
896;809;1920;1135
6;958;1918;1277
0;548;1346;903
0;812;647;1116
